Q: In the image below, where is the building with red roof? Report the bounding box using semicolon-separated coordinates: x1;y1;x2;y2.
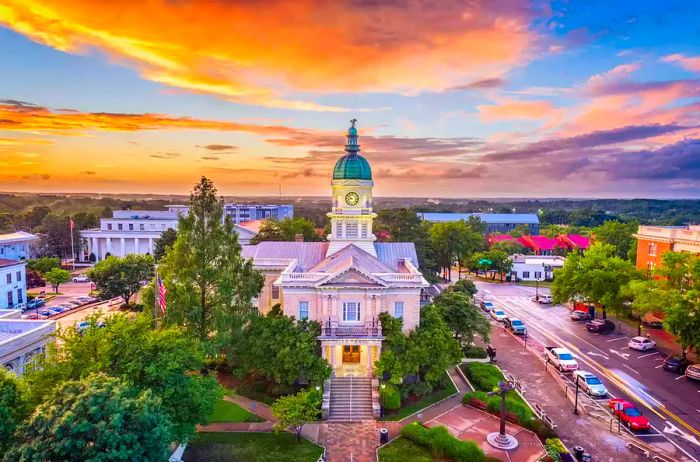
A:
517;235;563;255
558;234;590;252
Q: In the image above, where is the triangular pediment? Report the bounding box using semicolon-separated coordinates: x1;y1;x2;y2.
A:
320;267;386;287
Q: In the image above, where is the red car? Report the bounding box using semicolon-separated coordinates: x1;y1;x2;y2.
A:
608;398;650;431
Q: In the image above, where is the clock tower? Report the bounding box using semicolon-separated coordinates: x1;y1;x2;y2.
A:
326;120;377;257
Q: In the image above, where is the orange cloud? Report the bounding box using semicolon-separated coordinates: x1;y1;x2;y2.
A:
477;99;558;122
0;0;537;111
662;54;700;73
0;99;320;138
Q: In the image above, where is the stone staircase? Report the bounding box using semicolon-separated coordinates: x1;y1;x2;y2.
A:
328;376;374;421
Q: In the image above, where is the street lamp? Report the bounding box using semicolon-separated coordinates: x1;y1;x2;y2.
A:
573;375;580;415
486;380;519;450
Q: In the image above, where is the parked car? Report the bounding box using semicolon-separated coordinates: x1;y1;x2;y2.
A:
608;398;650;431
72;275;90;283
685;364;700;382
628;336;656;352
37;309;52;318
480;300;495;313
585;319;615;334
544;346;579;372
61;301;81;309
25;298;45;310
570;310;591;321
76;296;97;303
504;317;527;335
573;371;608;397
663;355;692;373
490;309;507;322
531;294;553;304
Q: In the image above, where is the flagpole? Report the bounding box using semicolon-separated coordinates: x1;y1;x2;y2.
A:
69;216;76;270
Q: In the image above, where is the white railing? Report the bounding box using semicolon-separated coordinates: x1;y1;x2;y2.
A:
280;272;327;282
319;325;382;338
254;258;296;267
375;273;423;282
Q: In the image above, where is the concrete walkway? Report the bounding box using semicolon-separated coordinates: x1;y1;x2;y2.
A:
196;394;277;433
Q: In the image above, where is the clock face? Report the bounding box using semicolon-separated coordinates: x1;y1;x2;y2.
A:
345;192;360;206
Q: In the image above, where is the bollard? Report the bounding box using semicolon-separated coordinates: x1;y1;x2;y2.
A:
379;428;389;444
573;446;585;460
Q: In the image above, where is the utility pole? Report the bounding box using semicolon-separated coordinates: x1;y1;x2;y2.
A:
573;375;580;415
486;380;519;450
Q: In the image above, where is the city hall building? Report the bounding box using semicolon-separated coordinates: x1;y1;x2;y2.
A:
242;122;428;377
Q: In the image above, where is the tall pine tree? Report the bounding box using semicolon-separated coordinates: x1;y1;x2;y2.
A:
160;177;264;355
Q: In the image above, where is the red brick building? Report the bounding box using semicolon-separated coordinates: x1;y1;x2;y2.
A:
634;225;700;272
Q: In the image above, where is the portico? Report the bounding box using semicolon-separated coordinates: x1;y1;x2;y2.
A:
320;337;383;378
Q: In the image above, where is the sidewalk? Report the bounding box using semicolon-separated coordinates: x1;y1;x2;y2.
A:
487;328;646;462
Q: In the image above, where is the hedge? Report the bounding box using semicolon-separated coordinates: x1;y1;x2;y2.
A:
380;383;401;410
400;422;484;462
461;362;504;391
462;345;487;359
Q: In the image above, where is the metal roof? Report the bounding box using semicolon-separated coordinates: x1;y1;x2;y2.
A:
418;212;539;225
0;231;38;244
308;244;393;274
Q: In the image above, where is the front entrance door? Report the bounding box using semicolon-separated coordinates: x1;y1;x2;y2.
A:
342;345;360;363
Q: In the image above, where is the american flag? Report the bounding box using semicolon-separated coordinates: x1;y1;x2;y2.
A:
157;275;167;315
69;217;74;230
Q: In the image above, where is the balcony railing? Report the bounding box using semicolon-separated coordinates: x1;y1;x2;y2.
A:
319;325;383;338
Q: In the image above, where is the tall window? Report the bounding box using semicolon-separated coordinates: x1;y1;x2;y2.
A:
534;271;542;279
7;291;12;307
299;301;309;320
16;271;21;282
346;222;358;238
394;302;404;319
648;242;657;256
17;289;22;304
342;302;360;322
5;273;11;284
361;223;368;238
271;285;280;299
128;223;134;231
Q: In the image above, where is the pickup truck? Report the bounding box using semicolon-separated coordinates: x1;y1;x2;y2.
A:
544;346;579;372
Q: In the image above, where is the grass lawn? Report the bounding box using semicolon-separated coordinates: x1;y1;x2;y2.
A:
379;376;458;421
209;399;265;423
378;437;444;462
185;432;324;462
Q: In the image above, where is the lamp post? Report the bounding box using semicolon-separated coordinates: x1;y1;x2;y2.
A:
573;375;580;415
486;380;519;450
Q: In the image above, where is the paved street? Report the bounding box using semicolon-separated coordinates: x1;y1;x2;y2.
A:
473;279;700;461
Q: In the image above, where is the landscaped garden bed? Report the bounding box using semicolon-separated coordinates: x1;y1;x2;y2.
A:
460;362;557;440
378;436;444;462
378;371;457;421
184;432;324;462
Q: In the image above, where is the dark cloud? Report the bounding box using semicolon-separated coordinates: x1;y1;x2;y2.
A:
586;78;700;97
20;173;51;180
82;170;96;175
448;78;506;91
483;124;693;162
201;156;219;160
604;138;700;180
199;144;238;151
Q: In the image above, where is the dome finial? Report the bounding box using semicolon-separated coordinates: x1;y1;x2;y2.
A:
350;118;357;128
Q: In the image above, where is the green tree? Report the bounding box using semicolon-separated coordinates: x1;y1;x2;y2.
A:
251;217;322;243
451;279;477;297
624;279;673;336
88;254;154;305
18;205;50;231
592;220;638;261
35;214;72;258
238;312;331;390
44;267;70;293
654;251;698;291
429;220;484;281
0;369;28;452
375;209;438;282
271;390;321;443
26;257;60;274
153;228;177;262
0;213;14;233
553;243;640;319
23;313;220;441
5;374;172;462
159;177;264;354
491;239;532;255
433;290;490;345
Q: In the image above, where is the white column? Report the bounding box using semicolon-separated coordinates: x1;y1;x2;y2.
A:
148;238;154;255
366;346;372;373
105;237;112;257
330;345;336;367
134;237;140;255
120;237;125;256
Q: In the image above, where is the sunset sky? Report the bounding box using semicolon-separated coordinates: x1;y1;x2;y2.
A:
1;1;700;198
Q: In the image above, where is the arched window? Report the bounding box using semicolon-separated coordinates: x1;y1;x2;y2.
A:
346;222;358;238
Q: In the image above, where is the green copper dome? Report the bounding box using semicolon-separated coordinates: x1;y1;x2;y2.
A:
333;119;372;180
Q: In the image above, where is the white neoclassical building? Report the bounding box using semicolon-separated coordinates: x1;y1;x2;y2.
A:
80;206;259;261
0;231;37;260
242;121;428;378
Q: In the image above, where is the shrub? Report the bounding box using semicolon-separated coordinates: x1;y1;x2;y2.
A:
462;391;488;405
462;345;487;359
545;438;569;454
400;422;484;462
380;383;401;410
522;417;558;439
463;362;504;391
402;380;433;398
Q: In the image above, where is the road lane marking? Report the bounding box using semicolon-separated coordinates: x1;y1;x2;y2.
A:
623;364;640;375
675;375;687;381
609;349;630;360
655;365;664;369
638;352;661;359
496;298;700;442
607;336;628;342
